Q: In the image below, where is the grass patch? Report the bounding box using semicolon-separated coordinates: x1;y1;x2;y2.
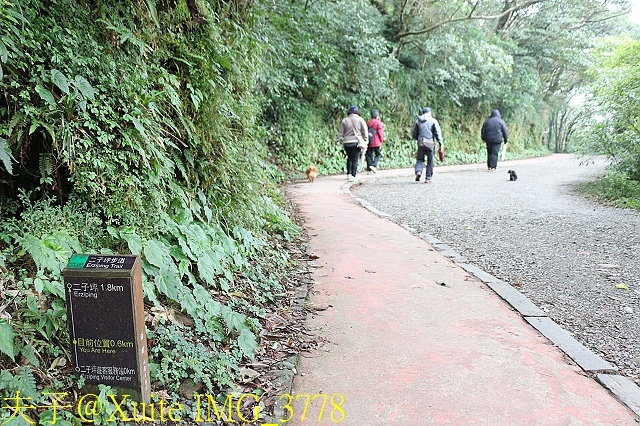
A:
578;170;640;209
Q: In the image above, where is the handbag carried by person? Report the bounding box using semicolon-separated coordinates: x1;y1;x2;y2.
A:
418;137;435;150
356;134;368;150
351;117;368;149
438;147;445;162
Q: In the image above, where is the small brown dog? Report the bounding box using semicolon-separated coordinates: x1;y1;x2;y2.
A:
306;165;318;183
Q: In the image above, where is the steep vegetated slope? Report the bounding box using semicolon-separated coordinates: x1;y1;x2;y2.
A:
0;0;301;423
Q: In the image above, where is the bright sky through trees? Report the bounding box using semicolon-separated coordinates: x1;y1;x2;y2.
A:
629;0;640;22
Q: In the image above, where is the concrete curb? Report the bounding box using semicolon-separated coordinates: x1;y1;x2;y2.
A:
485;280;546;317
346;170;640;419
597;374;640;417
524;317;617;373
354;197;391;218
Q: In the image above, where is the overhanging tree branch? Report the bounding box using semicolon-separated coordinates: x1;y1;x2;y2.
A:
565;9;631;30
394;0;543;41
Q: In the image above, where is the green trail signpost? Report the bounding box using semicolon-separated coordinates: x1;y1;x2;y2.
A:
64;254;151;403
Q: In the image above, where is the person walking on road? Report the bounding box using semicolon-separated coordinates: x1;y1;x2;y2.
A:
481;109;509;171
338;105;369;182
366;109;385;174
412;107;443;183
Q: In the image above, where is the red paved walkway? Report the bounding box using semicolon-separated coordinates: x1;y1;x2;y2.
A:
285;166;637;426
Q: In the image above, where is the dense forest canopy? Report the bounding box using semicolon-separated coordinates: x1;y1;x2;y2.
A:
1;0;639;422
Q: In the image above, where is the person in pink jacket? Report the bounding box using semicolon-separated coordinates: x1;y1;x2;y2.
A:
365;109;385;173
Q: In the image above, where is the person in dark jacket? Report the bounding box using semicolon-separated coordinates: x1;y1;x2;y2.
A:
481;109;509;171
366;109;385;173
412;107;443;183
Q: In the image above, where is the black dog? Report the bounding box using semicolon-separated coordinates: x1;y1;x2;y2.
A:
508;170;518;181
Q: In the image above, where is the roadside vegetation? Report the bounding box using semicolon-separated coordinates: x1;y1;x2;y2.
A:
0;0;639;424
574;36;640;208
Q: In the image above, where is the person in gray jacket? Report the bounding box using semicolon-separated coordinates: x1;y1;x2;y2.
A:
481;109;509;171
412;107;443;183
337;105;368;182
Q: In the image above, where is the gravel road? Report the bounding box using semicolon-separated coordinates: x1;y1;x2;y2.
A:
350;154;640;385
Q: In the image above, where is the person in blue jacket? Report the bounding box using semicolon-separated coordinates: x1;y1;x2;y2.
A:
481;109;509;171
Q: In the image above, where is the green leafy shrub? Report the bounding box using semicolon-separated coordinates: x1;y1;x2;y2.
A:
574;37;640;187
579;169;640;209
148;324;238;393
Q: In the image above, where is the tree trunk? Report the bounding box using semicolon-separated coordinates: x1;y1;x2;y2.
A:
548;105;578;153
496;0;516;32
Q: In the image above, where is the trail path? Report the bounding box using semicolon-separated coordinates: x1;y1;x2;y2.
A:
284;155;638;425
